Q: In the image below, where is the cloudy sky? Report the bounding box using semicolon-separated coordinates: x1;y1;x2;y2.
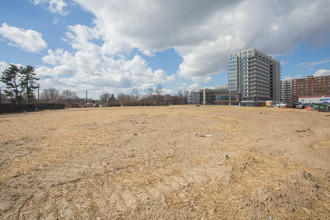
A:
1;0;330;98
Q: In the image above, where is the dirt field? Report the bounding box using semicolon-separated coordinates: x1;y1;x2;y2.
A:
0;106;329;219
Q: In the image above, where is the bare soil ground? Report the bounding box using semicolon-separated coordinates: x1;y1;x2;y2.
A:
0;106;329;219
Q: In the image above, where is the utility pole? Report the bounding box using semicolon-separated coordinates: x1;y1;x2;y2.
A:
85;90;88;107
37;84;40;104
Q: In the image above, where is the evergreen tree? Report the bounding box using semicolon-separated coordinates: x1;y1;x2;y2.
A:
0;64;22;104
20;65;39;103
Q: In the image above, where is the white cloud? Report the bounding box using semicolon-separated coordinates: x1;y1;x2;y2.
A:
42;48;74;65
162;88;174;95
65;24;100;51
49;0;68;14
282;69;330;81
125;56;176;85
0;61;9;73
313;69;330;77
177;35;232;81
70;0;330;84
27;0;330;97
282;75;302;81
188;83;201;90
280;60;288;65
0;23;47;53
35;66;54;78
38;47;176;97
32;0;68;15
297;58;330;67
0;61;9;89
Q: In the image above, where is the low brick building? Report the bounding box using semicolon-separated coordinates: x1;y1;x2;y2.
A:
292;75;330;103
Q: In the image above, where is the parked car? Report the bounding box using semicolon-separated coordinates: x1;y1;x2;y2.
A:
275;103;287;108
303;103;312;108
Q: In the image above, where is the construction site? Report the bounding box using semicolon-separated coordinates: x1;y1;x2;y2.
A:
0;105;329;219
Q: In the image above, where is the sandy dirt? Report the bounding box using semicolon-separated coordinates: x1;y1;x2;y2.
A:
0;105;329;219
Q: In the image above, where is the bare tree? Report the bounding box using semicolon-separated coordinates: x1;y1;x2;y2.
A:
164;94;173;105
62;90;79;100
155;84;163;96
130;88;140;106
108;94;120;106
143;87;154;105
176;90;188;104
62;90;80;106
182;90;188;104
146;88;153;97
155;84;164;105
99;92;111;106
117;93;125;106
41;88;61;102
117;93;133;106
99;92;119;107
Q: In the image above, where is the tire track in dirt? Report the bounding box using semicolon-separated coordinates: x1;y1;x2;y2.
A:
6;146;327;219
1;112;236;219
1;107;329;219
15;159;209;219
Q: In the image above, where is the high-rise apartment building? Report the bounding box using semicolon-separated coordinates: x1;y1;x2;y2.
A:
228;48;280;106
281;80;292;104
292;75;330;103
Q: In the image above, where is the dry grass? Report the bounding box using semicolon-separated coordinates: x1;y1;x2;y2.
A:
0;106;329;219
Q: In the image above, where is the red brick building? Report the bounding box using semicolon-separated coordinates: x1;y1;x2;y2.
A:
292;75;330;103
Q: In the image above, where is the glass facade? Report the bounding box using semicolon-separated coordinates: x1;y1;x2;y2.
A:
228;55;239;92
188;89;228;105
228;48;281;105
188;91;201;104
281;80;292;104
215;94;239;101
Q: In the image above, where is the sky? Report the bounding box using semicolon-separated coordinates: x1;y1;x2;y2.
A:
0;0;330;99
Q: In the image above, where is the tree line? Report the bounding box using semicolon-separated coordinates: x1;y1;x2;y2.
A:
1;65;188;107
38;85;188;107
99;86;188;107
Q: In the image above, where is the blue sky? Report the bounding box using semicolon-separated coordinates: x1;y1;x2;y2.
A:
1;0;330;99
